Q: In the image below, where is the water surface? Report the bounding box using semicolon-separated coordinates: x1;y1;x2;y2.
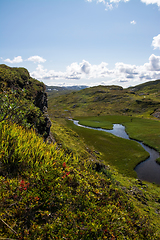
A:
72;120;160;184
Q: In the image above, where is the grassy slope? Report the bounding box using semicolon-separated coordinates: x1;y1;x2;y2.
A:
48;81;160;119
48;81;160;179
1;121;160;239
1;66;160;239
46;80;160;238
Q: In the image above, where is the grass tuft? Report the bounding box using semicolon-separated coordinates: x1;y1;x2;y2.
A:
0;120;159;239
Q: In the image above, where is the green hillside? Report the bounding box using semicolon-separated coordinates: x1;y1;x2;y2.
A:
48;81;160;119
1;120;160;239
0;64;45;99
1;66;160;239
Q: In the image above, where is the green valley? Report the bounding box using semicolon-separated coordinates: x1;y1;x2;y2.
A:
1;65;160;239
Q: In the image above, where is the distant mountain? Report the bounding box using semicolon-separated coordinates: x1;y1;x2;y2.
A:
45;85;88;97
46;85;88;92
47;85;87;90
48;80;160;119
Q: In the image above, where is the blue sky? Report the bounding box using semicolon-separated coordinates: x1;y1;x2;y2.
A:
0;0;160;87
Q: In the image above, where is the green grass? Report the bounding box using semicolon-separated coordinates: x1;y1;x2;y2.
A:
67;114;160;180
51;118;160;239
48;83;160;120
156;157;160;164
78;116;113;129
1;120;159;239
46;82;160;239
124;118;160;152
0;64;45;100
77;115;160;152
67;119;149;179
1;68;160;239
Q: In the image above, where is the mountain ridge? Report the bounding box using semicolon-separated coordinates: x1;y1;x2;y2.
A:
48;79;160;120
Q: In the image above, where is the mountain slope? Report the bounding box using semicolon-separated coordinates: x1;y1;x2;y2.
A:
48;81;160;119
1;120;160;239
1;66;160;239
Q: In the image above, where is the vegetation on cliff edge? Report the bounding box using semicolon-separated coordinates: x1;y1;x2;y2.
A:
0;121;160;239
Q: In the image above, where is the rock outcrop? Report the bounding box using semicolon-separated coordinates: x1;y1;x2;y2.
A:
34;91;54;142
0;64;53;142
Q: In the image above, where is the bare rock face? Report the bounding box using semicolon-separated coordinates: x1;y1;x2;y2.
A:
34;91;52;141
153;111;160;119
34;91;48;111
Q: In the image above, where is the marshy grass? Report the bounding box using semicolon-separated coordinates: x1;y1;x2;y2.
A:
67;118;149;179
77;114;160;153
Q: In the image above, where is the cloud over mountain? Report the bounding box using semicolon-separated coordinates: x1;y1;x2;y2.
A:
30;54;160;87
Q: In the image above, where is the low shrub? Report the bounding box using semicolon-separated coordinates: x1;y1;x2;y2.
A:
0;121;158;239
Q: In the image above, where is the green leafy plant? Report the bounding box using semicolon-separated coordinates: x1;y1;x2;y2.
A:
0;90;46;135
0;121;158;239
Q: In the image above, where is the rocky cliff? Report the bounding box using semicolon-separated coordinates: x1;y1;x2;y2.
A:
0;64;52;141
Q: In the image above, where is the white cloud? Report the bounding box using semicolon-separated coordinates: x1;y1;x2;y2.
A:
105;2;114;10
130;20;136;25
144;54;160;71
86;0;130;10
31;64;65;80
80;60;91;74
115;62;138;75
87;0;160;9
110;0;129;2
27;55;46;63
141;0;160;7
4;56;23;64
30;54;160;88
152;34;160;50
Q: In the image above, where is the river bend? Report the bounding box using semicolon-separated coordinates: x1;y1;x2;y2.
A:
72;120;160;185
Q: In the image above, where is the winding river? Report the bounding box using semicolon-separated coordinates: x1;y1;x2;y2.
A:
72;120;160;185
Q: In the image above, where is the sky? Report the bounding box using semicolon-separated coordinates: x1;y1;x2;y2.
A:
0;0;160;88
